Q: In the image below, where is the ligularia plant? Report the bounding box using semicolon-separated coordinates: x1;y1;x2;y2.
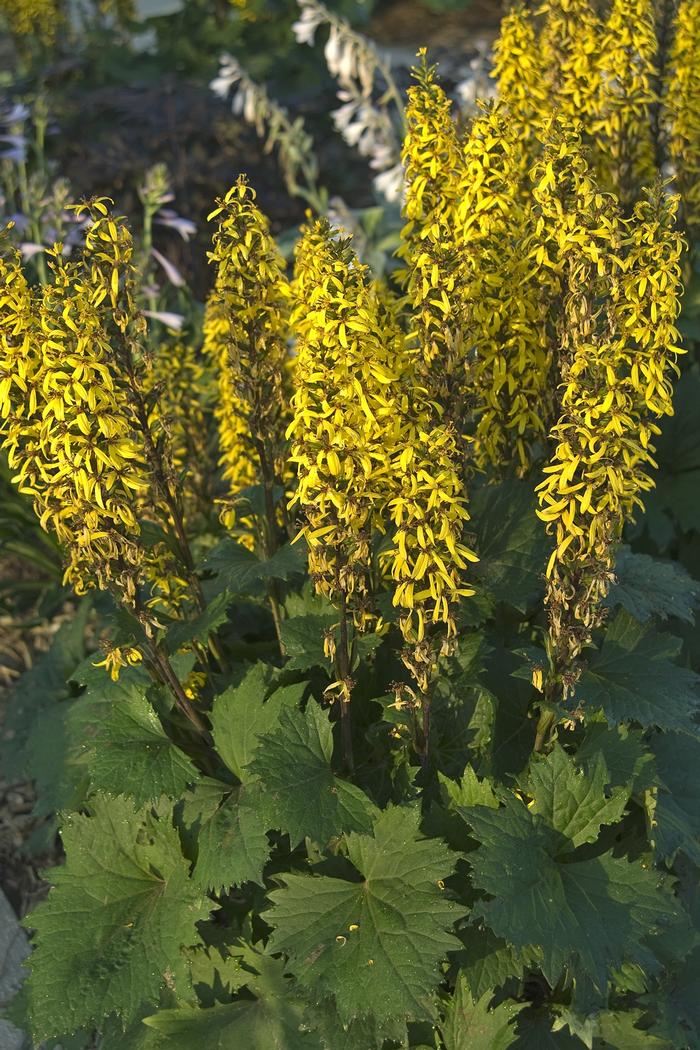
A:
4;8;700;1050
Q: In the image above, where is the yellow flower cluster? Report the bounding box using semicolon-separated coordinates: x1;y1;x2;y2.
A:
0;0;59;42
537;173;684;683
0;201;201;630
288;219;400;626
667;0;700;240
400;55;466;433
204;177;291;551
492;0;698;217
288;217;476;695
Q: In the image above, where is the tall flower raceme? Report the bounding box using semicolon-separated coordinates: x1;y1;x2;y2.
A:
535;165;684;744
0;0;59;43
400;55;469;441
205;178;292;561
594;0;659;206
666;0;700;245
454;101;556;476
538;0;603;127
287;219;406;763
491;5;549;143
0;207;207;728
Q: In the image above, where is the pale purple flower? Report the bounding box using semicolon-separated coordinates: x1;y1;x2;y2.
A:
143;309;185;331
151;247;185;288
154;209;196;241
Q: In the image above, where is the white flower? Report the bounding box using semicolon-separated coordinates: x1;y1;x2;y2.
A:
154;209;196;241
210;54;243;98
143;310;185;331
373;162;404;202
292;3;323;45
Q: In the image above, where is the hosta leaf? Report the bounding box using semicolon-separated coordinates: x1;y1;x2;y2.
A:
23;794;211;1041
87;684;200;804
192;782;270;892
608;548;699;624
249;699;377;845
266;806;463;1024
466;798;679;992
524;745;629;849
210;665;306;780
440;973;519;1050
649;732;700;865
578;612;700;736
471;479;550;612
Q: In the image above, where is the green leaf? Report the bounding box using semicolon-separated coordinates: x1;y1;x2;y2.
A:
210;664;306;780
249;700;377;845
166;590;232;652
510;1008;586;1049
652;369;700;534
608;548;699;624
471;479;550;612
524;745;629;849
1;599;90;782
440;973;519;1050
579;612;700;736
267;806;463;1024
649;945;700;1049
440;767;500;812
649;731;700;865
87;683;200;805
280;614;336;672
455;926;534;1000
192;782;270;892
144;944;320;1049
576;724;655;792
23;794;211;1040
595;1010;674;1049
202;537;306;596
466;797;679;992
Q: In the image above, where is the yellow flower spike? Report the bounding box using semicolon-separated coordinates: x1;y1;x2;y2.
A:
204;176;292;554
666;0;700;243
537;177;683;696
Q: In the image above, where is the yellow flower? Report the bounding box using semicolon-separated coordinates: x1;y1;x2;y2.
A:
399;52;467;431
666;0;700;241
205;177;292;554
491;4;548;141
594;0;658;204
0;0;59;42
537;180;684;686
287;218;400;626
539;0;602;125
93;643;143;682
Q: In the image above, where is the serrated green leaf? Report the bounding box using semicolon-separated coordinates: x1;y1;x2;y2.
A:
249;700;377;845
142;999;320;1049
23;794;211;1040
576;724;655;792
210;665;306;780
143;942;321;1050
510;1008;585;1049
455;926;533;1000
165;591;232;652
202;537;306;596
86;684;200;805
267;806;463;1024
440;973;519;1050
595;1010;674;1049
440;767;500;810
1;599;90;782
280;614;336;672
608;548;698;624
307;997;407;1050
471;479;550;612
578;612;700;736
466;798;679;992
192;782;270;892
525;745;629;849
647;945;700;1048
649;732;700;865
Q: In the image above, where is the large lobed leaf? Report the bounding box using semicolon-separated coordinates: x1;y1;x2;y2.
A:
23;795;212;1041
266;806;464;1025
